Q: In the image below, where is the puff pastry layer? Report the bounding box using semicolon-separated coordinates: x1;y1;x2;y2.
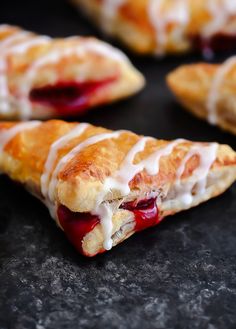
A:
167;56;236;135
72;0;236;56
0;120;236;256
0;24;144;119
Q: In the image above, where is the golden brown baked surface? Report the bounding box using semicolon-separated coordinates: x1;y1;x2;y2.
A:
1;120;236;256
72;0;236;55
0;24;144;119
167;58;236;135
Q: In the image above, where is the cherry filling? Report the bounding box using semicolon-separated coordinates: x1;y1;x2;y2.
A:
57;197;161;255
29;77;117;115
120;197;161;232
57;205;100;254
192;34;236;57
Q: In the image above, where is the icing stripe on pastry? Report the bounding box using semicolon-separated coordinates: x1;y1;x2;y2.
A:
148;0;189;55
0;120;233;257
74;0;236;56
44;129;124;203
0;25;142;120
41;123;89;198
164;143;218;209
93;137;185;249
207;55;236;125
42;125;217;250
0;30;32;114
0;28;51;116
20;39;130;119
203;0;236;38
95;138;217;249
42;129;124;246
0;121;41;152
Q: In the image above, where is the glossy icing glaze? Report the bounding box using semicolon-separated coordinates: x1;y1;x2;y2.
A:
148;0;189;55
0;25;129;119
0;121;41;152
57;197;160;256
37;122;218;254
207;56;236;125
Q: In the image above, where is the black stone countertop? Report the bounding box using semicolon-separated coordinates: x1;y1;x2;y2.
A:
1;1;236;328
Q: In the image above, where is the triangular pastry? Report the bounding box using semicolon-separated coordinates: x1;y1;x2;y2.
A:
0;24;144;120
167;56;236;135
0;120;235;256
72;0;236;56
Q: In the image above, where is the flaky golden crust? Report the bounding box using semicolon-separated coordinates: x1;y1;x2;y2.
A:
0;120;235;210
0;120;236;256
167;62;236;135
0;25;144;119
72;0;236;55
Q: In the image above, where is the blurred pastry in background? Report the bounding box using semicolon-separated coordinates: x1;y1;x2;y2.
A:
1;120;236;256
167;56;236;135
72;0;236;57
0;24;145;120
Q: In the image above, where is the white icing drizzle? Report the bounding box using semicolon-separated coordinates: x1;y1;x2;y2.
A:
18;38;128;120
41;123;89;198
94;138;217;249
0;25;128;119
39;123;218;252
0;31;30;48
148;0;189;55
93;137;185;250
40;128;123;248
0;121;41;153
47;130;124;204
166;143;218;208
7;36;51;54
0;31;31;113
207;55;236;125
203;0;236;38
0;26;51;116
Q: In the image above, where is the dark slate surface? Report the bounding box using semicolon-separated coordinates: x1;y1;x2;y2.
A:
1;1;236;328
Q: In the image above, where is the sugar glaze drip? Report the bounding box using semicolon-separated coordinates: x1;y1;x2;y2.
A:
0;121;41;152
41;123;89;198
168;143;218;208
94;137;217;250
38;124;218;252
93;138;185;250
0;27;51;116
203;0;236;38
0;122;218;252
207;56;236;125
40;125;124;224
0;25;129;119
148;0;189;55
147;0;236;56
19;39;129;119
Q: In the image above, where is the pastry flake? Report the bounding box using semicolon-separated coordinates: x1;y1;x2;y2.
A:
0;24;144;119
167;56;236;135
0;120;236;256
72;0;236;56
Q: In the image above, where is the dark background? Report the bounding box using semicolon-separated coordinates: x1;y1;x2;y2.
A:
0;1;236;328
